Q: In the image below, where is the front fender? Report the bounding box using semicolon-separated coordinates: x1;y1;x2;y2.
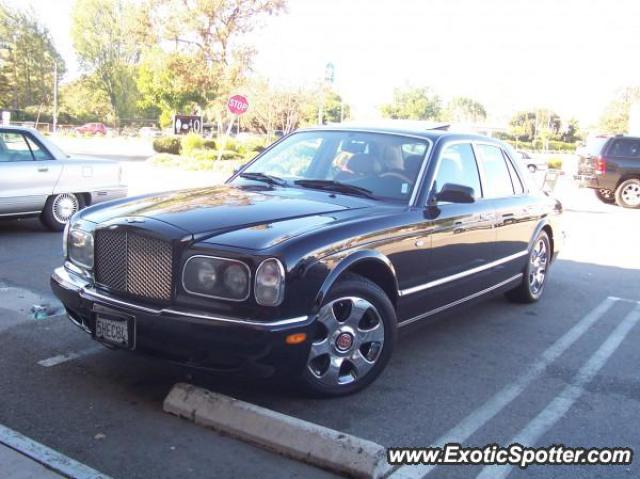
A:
310;249;398;314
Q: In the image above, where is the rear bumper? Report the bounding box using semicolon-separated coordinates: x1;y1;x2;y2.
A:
50;267;313;376
573;174;618;191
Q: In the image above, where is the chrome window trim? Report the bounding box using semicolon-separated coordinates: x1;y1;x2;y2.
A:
229;128;434;208
181;254;252;302
398;250;528;296
398;273;523;328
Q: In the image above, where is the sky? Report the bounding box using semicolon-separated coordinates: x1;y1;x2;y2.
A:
8;0;640;126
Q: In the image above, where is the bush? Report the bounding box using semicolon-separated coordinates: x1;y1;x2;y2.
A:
152;136;181;154
181;132;205;155
203;139;216;150
547;157;563;169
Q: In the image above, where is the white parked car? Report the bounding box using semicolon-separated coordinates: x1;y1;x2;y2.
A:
0;126;127;231
516;150;548;173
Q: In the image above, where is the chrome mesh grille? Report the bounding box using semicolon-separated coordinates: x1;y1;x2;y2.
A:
94;229;173;302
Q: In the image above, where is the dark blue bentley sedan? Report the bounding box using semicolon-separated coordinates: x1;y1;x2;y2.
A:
51;124;563;396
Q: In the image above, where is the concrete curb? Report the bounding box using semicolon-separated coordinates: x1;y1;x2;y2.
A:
163;383;392;478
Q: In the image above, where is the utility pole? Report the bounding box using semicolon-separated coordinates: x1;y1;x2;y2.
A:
52;61;58;133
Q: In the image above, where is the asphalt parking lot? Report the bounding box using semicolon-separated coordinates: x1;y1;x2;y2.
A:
1;178;639;479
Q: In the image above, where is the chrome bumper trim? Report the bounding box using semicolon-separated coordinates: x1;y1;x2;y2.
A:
52;267;309;329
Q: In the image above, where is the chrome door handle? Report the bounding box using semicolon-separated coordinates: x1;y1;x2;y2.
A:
37;167;49;172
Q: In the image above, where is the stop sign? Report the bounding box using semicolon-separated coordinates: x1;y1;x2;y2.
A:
227;95;249;115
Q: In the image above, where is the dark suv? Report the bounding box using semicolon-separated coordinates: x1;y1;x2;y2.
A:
576;135;640;208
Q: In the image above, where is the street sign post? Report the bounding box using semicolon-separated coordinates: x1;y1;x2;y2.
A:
218;95;249;162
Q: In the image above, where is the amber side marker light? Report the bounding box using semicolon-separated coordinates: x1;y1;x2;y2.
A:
285;333;307;345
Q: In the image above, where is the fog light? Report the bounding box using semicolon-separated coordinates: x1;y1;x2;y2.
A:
285;333;307;345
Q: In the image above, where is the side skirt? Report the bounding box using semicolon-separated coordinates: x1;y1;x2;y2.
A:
398;273;523;329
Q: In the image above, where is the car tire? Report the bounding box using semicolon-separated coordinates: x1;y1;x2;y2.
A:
595;189;615;204
299;273;397;397
40;193;82;231
505;230;551;304
614;179;640;208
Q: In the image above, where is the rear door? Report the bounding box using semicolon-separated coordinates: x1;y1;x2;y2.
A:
0;130;62;215
475;143;536;281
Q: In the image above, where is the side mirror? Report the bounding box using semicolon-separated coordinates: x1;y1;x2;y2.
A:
436;183;475;204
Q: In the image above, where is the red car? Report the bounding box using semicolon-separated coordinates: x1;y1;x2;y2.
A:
75;122;107;135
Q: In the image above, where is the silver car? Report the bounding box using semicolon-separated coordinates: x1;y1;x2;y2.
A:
0;126;127;231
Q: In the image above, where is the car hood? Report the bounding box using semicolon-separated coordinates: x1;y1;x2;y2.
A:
80;185;371;236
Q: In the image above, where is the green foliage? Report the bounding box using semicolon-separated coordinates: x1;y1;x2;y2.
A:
547;157;563;169
444;97;487;123
505;140;575;152
203;139;217;150
0;3;65;110
71;0;151;123
598;86;640;134
58;75;113;123
153;136;182;154
380;86;442;121
181;133;205;155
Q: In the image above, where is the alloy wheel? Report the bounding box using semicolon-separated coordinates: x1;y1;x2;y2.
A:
528;238;548;295
621;183;640;207
306;296;385;387
52;193;80;224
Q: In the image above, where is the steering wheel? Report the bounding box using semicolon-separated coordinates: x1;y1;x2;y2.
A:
380;171;412;184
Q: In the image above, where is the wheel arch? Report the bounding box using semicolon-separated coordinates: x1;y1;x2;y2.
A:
530;219;555;261
313;250;399;313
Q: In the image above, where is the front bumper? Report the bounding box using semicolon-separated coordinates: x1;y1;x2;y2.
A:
50;267;313;376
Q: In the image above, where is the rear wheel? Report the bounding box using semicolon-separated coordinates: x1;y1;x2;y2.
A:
506;231;550;303
614;179;640;208
40;193;81;231
300;274;396;396
594;189;615;204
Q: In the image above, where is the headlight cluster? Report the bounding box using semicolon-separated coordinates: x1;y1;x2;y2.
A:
183;256;251;301
182;255;285;305
66;224;94;269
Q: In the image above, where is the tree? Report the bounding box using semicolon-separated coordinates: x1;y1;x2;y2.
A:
508;109;561;143
598;86;640;134
58;75;113;124
0;3;65;111
443;96;487;123
380;86;442;121
147;0;287;120
71;0;152;123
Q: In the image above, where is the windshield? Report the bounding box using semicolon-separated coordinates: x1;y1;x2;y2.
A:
234;130;430;202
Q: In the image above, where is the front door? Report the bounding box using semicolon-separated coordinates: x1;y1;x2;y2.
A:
398;142;496;321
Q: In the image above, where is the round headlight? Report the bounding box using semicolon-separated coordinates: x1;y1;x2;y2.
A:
224;263;249;296
68;227;94;269
255;258;285;306
183;256;250;301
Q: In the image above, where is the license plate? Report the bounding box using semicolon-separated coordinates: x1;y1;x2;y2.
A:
96;315;131;348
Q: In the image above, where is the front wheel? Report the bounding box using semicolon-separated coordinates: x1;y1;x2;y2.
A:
506;231;551;303
300;274;397;396
40;193;82;231
615;179;640;208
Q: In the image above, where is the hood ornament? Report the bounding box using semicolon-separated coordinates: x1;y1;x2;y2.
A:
125;217;146;224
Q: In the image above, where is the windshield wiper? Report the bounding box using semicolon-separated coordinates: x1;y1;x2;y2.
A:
294;179;376;199
239;172;287;186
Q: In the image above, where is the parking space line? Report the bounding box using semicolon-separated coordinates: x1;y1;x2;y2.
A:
607;296;640;305
38;346;102;367
0;423;111;479
389;296;617;479
476;304;640;479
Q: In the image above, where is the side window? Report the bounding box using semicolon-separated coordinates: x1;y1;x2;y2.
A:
25;136;53;161
0;132;34;162
477;144;515;198
433;143;482;200
609;139;640;158
503;151;525;194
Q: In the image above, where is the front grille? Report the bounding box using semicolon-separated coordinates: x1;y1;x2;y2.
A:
94;229;174;302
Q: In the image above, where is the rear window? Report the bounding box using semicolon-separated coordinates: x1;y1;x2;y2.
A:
607;138;640;158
